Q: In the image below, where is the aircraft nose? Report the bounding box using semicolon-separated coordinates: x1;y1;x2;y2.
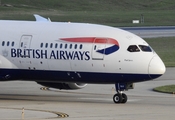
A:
148;55;166;79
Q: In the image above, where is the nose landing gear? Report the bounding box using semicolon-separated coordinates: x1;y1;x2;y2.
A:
113;83;134;104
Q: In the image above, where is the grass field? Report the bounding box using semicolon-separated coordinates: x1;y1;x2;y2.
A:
0;0;174;67
145;37;175;67
153;85;175;94
0;0;175;26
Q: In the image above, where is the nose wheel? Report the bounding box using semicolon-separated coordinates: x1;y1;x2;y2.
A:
113;83;129;104
113;93;127;103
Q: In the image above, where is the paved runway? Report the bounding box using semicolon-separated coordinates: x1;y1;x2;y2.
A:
0;68;174;120
121;26;175;38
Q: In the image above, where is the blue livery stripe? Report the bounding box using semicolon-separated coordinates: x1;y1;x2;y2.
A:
97;45;119;55
0;69;162;83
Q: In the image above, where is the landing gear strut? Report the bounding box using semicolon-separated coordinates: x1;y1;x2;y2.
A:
113;83;133;104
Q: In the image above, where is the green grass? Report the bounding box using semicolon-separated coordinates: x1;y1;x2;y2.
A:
153;85;175;94
145;37;175;67
1;0;175;11
0;0;175;26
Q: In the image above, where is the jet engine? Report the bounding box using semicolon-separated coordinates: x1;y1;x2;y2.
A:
37;82;87;90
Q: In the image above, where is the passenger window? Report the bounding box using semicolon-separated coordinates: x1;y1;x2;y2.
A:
80;44;83;49
50;43;53;48
60;44;63;49
127;45;140;52
55;43;58;48
40;43;43;48
12;41;14;46
7;41;10;46
65;44;67;49
74;44;77;49
139;45;152;52
94;45;97;50
21;42;23;47
70;44;72;49
2;41;5;46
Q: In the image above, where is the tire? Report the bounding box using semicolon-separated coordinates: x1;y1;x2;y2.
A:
121;93;127;103
113;93;122;103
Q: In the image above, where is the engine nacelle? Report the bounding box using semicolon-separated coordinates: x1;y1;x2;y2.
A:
37;82;87;90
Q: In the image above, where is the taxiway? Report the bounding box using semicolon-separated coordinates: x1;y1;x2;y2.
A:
0;68;174;120
121;26;175;38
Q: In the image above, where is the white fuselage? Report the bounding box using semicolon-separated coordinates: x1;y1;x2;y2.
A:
0;20;165;84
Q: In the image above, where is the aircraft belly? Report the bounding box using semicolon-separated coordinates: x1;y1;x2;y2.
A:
0;68;159;83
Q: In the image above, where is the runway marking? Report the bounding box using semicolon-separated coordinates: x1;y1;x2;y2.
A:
0;107;69;119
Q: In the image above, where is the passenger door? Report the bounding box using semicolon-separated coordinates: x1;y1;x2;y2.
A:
19;35;32;68
92;38;107;60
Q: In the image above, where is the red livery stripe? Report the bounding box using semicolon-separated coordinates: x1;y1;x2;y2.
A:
60;37;119;46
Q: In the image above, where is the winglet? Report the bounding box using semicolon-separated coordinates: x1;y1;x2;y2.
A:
33;14;51;22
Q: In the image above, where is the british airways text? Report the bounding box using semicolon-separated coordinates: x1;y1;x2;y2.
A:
11;49;90;61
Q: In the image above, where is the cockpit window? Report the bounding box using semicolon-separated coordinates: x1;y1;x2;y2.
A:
139;45;152;52
127;45;140;52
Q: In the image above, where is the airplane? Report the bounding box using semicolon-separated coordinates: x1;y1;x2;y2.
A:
0;14;166;104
